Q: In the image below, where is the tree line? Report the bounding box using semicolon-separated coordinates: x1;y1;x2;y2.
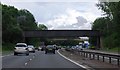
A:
91;2;120;49
2;4;48;46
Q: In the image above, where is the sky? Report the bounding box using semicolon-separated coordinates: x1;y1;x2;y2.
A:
1;0;105;30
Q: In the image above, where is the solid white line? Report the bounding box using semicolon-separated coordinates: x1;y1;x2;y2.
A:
0;56;3;58
30;59;32;61
1;54;13;58
57;50;90;70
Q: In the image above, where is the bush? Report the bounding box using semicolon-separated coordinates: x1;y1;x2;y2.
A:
2;43;15;51
89;46;95;50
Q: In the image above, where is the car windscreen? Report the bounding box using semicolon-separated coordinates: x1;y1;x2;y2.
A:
28;45;34;48
16;45;27;47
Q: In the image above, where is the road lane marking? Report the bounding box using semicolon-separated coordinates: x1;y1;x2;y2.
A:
30;59;32;61
33;56;35;58
57;50;92;70
25;63;28;66
25;56;35;66
1;54;13;58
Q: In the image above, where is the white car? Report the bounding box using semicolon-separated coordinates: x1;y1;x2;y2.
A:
28;45;35;53
38;47;42;51
14;43;29;56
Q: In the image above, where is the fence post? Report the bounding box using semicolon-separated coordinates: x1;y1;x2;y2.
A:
103;56;104;62
117;58;119;66
109;57;111;63
93;54;95;59
89;54;91;59
84;52;85;57
97;55;99;60
86;53;88;58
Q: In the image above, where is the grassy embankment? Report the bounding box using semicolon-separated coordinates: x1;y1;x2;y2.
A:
2;43;15;55
101;47;120;54
89;45;119;53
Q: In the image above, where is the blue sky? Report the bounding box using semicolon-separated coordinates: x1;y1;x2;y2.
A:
2;0;105;30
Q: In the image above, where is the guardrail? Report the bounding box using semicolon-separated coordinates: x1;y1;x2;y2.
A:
67;49;120;66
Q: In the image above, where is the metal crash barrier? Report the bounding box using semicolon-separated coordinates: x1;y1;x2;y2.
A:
67;49;120;66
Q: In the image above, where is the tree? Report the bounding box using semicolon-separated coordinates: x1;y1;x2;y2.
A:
2;4;48;49
2;4;23;44
91;2;120;48
38;24;48;30
18;9;38;30
2;4;40;44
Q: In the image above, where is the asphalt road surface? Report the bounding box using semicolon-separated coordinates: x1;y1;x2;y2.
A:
2;50;86;70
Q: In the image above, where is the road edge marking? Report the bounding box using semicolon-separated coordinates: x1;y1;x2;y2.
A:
1;54;13;58
57;50;90;70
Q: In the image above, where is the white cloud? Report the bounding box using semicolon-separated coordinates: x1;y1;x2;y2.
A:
1;0;99;2
38;8;92;30
2;0;119;2
2;2;103;30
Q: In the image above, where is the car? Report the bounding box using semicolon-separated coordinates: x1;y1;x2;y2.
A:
71;46;77;50
41;46;46;51
14;43;29;56
75;45;83;51
28;45;35;53
45;45;56;54
65;46;72;51
37;47;42;51
57;46;61;49
55;46;61;50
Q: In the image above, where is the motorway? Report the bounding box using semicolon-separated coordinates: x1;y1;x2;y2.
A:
2;50;86;69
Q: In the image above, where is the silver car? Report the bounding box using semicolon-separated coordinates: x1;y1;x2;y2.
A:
28;45;35;53
14;43;29;56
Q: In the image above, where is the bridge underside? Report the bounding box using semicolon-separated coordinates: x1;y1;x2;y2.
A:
23;30;100;37
23;30;101;49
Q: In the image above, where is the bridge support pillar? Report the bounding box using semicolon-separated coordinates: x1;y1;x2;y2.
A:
96;36;100;50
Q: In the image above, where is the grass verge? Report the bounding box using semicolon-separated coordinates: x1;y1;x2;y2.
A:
2;43;15;55
101;47;120;54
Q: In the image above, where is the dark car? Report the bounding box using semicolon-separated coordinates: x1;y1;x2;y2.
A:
41;46;46;51
45;45;55;54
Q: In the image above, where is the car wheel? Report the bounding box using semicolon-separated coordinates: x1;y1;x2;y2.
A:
45;51;47;54
26;53;29;56
41;49;43;51
53;51;55;54
33;51;35;53
14;52;17;55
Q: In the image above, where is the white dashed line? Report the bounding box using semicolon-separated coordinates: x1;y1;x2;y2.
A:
25;62;27;66
30;59;32;61
33;56;35;58
25;56;35;66
57;50;90;70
